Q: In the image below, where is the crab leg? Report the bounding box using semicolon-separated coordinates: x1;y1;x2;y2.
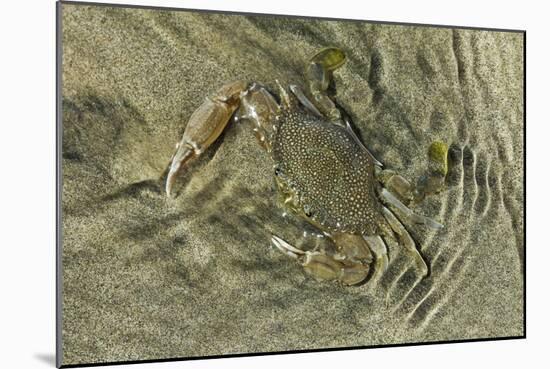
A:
271;235;305;259
305;47;346;120
166;80;248;196
376;168;416;204
272;235;347;282
343;119;384;167
381;205;429;277
235;82;281;153
376;141;449;204
289;84;323;117
272;234;373;286
379;188;444;230
363;235;389;283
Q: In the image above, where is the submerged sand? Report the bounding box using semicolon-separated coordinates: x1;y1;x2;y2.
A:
60;3;524;366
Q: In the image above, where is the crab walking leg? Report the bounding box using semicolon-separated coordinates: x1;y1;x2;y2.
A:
235;83;280;153
289;84;323;118
375;141;449;204
305;47;346;120
271;235;343;282
166;80;248;196
271;235;371;286
271;235;305;259
275;79;292;109
379;188;444;229
381;206;429;277
363;235;389;283
344;120;384;167
375;167;415;203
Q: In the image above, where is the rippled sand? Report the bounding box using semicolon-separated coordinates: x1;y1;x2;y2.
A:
60;3;524;366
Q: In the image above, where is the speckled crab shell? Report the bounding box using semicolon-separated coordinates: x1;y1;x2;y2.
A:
271;106;388;236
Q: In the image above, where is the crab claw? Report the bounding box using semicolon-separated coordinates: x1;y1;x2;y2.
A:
271;235;370;286
272;235;345;282
271;235;306;259
166;141;198;196
165;80;248;196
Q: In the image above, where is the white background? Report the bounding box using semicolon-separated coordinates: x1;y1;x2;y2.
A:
0;0;545;368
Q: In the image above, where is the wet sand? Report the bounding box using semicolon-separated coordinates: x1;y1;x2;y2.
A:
60;3;524;366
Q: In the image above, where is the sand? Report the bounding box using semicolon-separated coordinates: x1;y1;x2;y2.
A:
59;3;524;366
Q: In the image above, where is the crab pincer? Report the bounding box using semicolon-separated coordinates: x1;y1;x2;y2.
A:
271;235;373;286
166;80;248;196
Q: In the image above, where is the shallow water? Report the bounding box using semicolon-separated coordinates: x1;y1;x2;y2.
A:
60;3;524;366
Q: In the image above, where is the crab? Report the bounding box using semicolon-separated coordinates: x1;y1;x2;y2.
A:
165;47;446;286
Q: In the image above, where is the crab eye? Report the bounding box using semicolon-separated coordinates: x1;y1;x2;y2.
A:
274;167;282;176
303;205;313;217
